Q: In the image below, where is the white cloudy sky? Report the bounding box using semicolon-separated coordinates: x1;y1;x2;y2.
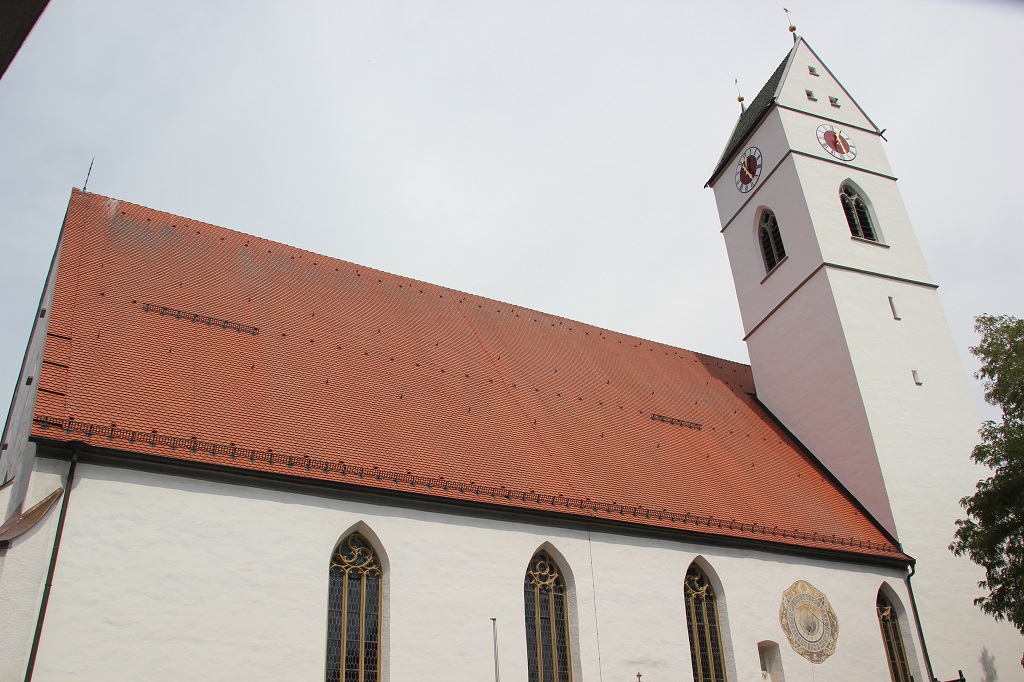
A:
1;0;1021;422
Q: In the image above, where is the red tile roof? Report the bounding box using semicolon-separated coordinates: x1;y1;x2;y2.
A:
31;190;905;559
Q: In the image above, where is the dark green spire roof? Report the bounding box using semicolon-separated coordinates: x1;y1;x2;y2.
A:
706;51;791;187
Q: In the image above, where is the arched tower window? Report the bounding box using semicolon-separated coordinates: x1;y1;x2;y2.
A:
684;563;728;682
758;210;786;273
327;533;383;682
876;591;913;682
840;184;877;241
524;550;573;682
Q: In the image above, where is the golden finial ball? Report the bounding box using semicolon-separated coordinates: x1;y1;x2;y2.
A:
789;24;796;32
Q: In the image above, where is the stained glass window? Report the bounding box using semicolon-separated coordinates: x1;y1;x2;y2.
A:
684;564;727;682
524;551;573;682
840;184;877;241
759;210;786;273
327;533;382;682
877;591;913;682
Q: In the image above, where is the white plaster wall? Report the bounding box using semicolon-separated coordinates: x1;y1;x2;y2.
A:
744;269;895;536
23;461;924;682
0;456;70;682
829;268;1023;679
788;149;933;284
720;153;825;335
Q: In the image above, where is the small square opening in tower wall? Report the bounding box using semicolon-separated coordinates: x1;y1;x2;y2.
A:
829;96;840;108
805;89;817;101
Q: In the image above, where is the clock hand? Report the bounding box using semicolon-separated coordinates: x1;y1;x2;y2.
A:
741;162;754;181
835;134;847;154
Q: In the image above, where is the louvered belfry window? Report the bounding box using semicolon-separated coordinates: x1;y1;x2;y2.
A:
840;184;877;241
684;564;728;682
877;592;913;682
326;533;382;682
524;551;573;682
758;209;786;273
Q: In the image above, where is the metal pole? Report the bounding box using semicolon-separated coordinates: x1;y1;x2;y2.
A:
491;617;500;682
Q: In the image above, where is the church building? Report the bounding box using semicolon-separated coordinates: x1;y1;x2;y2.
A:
0;36;1020;682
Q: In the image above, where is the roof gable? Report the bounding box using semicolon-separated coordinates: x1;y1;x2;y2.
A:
707;38;880;187
30;190;904;560
774;39;879;132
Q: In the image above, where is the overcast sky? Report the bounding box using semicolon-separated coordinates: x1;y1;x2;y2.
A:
1;0;1021;423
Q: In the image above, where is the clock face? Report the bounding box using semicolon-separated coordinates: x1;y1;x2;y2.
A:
735;147;763;193
816;124;857;161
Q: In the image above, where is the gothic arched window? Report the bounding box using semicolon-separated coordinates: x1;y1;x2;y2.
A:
877;591;913;682
840;184;877;241
524;551;573;682
758;209;786;274
327;533;383;682
684;563;727;682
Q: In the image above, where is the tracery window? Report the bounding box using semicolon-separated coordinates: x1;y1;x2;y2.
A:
877;591;913;682
684;563;728;682
758;210;786;274
524;551;573;682
840;184;877;241
327;533;382;682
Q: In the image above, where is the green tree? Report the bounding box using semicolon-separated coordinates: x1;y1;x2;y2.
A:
950;314;1024;637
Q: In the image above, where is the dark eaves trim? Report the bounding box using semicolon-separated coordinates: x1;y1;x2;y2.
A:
30;437;914;570
748;394;904;553
30;414;905;559
774;103;881;136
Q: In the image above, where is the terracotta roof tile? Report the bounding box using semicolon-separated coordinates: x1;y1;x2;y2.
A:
30;190;905;559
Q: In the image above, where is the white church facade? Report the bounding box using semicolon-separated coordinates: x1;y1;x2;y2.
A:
0;37;1020;682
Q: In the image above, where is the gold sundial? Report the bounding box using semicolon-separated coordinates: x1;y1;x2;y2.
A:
779;580;839;663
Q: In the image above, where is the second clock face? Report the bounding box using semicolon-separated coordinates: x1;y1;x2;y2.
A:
735;147;763;193
816;124;857;161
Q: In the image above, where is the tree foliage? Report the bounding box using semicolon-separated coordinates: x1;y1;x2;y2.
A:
950;314;1024;635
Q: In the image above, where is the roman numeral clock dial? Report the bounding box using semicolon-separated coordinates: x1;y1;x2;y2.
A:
735;146;763;193
816;124;857;161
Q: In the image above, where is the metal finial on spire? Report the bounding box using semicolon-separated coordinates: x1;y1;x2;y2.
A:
783;7;797;42
735;79;746;112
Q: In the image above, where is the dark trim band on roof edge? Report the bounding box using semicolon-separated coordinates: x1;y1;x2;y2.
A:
29;419;906;560
29;438;915;569
749;394;903;551
774;104;882;136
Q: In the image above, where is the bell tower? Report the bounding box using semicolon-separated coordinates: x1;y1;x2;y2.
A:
707;37;1019;679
